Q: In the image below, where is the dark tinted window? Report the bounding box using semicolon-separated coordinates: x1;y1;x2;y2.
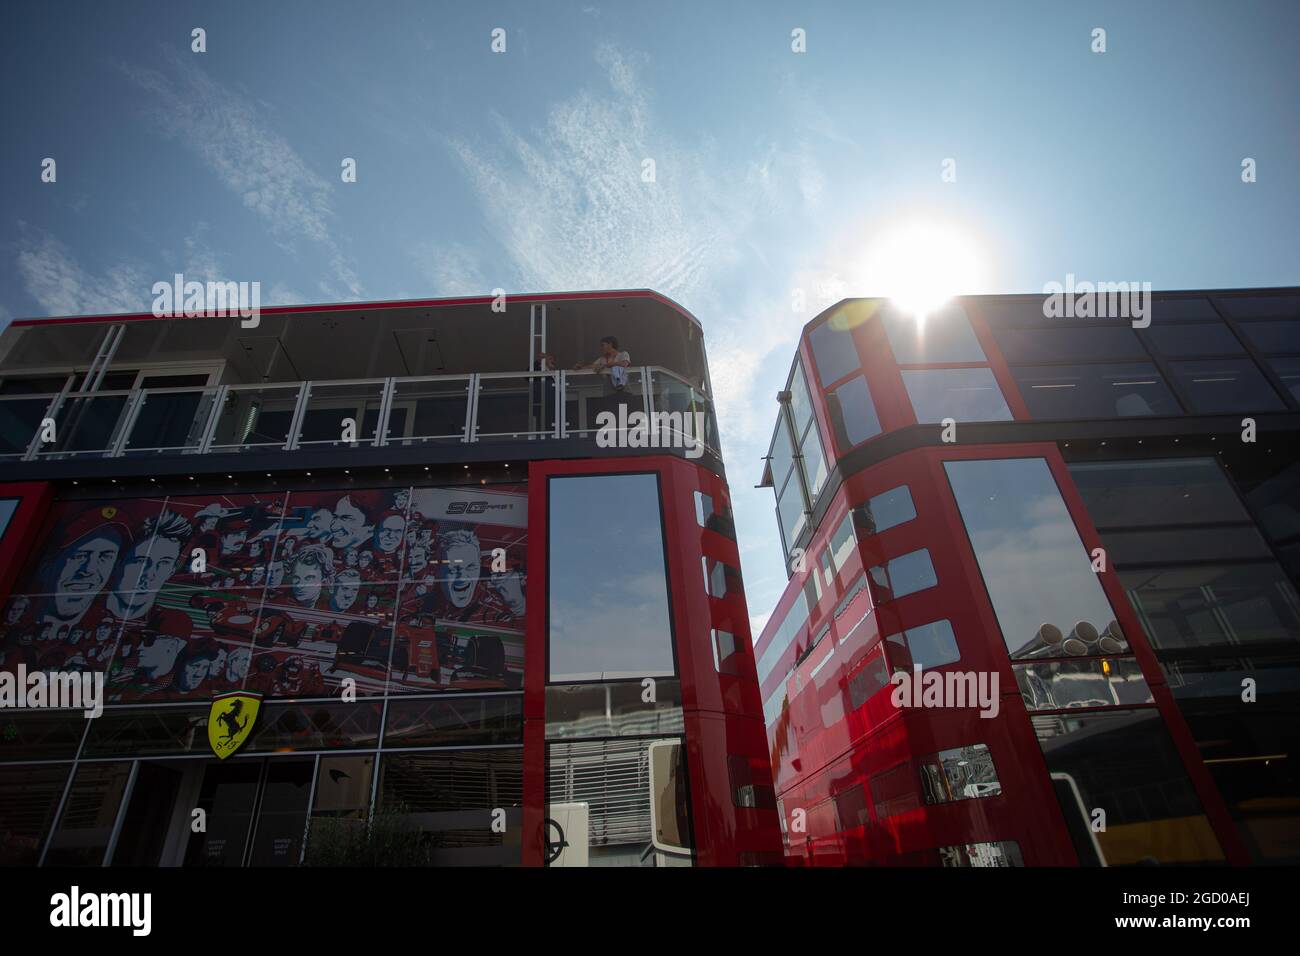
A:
1268;357;1300;401
789;361;815;435
549;473;675;680
993;326;1147;363
826;375;882;448
1144;323;1245;357
902;368;1013;423
808;320;862;386
694;489;736;540
1034;709;1223;865
800;423;828;497
883;302;986;364
1216;295;1300;322
1168;359;1284;413
1239;320;1300;354
1069;458;1250;529
776;473;807;554
1012;363;1180;419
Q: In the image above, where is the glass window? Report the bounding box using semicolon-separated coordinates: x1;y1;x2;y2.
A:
0;765;71;865
757;600;809;685
886;619;961;670
694;489;736;540
833;782;871;830
854;485;916;535
549;474;675;681
1239;320;1300;355
883;301;986;364
1012;363;1180;419
43;761;134;866
380;749;523;865
828;513;856;575
819;547;835;589
776;473;807;554
808;319;862;386
1143;323;1245;357
789;361;815;436
848;649;891;709
1015;658;1152;710
799;422;829;499
919;744;1001;805
826;375;882;448
383;695;522;748
768;420;796;488
713;629;740;674
1268;357;1300;401
545;680;684;738
1034;709;1224;865
868;548;937;603
704;557;743;599
1101;525;1272;566
902;368;1013;424
803;560;823;612
945;458;1123;660
1167;359;1284;413
1069;458;1250;529
992;326;1147;364
939;841;1024;867
729;755;777;810
1217;295;1300;322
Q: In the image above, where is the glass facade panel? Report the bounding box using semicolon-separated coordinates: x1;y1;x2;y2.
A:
776;474;807;555
799;423;828;498
1239;320;1300;355
883;302;986;364
1143;323;1245;357
0;764;70;865
828;513;856;575
382;695;522;748
1012;363;1180;419
378;749;523;866
1069;458;1249;528
945;458;1123;659
901;368;1013;424
1034;709;1224;865
43;761;133;866
548;473;674;681
1168;359;1284;413
1015;658;1153;710
694;489;736;540
1268;357;1300;401
789;361;815;436
993;326;1147;363
826;375;882;448
808;320;862;386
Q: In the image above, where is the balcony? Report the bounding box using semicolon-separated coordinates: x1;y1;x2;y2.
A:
0;367;719;464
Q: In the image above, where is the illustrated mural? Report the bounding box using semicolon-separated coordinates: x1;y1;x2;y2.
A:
0;484;527;702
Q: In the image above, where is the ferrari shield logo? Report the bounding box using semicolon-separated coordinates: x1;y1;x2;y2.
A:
208;691;261;759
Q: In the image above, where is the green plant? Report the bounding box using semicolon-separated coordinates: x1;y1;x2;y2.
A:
300;803;442;867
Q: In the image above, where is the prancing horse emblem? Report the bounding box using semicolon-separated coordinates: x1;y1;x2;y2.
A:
208;691;262;759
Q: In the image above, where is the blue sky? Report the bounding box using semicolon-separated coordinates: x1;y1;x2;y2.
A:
2;0;1298;632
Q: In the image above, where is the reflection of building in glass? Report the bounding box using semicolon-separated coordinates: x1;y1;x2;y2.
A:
756;290;1300;866
0;291;781;868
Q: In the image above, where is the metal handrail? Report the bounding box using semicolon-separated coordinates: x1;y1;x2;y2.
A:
0;365;716;461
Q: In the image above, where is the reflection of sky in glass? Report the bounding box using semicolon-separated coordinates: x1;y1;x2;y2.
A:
945;458;1119;659
548;474;675;680
902;368;1013;424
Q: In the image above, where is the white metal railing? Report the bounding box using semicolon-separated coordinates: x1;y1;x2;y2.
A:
0;366;719;462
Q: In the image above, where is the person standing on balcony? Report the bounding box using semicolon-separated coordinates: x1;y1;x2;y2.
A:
574;336;631;423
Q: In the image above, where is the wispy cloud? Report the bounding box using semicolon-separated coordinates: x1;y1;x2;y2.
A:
15;228;152;317
120;49;362;300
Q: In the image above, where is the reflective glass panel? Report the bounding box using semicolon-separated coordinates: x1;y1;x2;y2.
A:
902;368;1012;424
548;474;675;681
826;375;882;448
1168;359;1284;413
945;458;1123;659
1012;363;1180;419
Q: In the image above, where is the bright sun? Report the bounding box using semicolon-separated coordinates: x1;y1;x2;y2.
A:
859;220;987;321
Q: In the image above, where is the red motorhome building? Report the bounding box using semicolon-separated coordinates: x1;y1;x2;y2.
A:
756;291;1300;866
0;290;782;867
